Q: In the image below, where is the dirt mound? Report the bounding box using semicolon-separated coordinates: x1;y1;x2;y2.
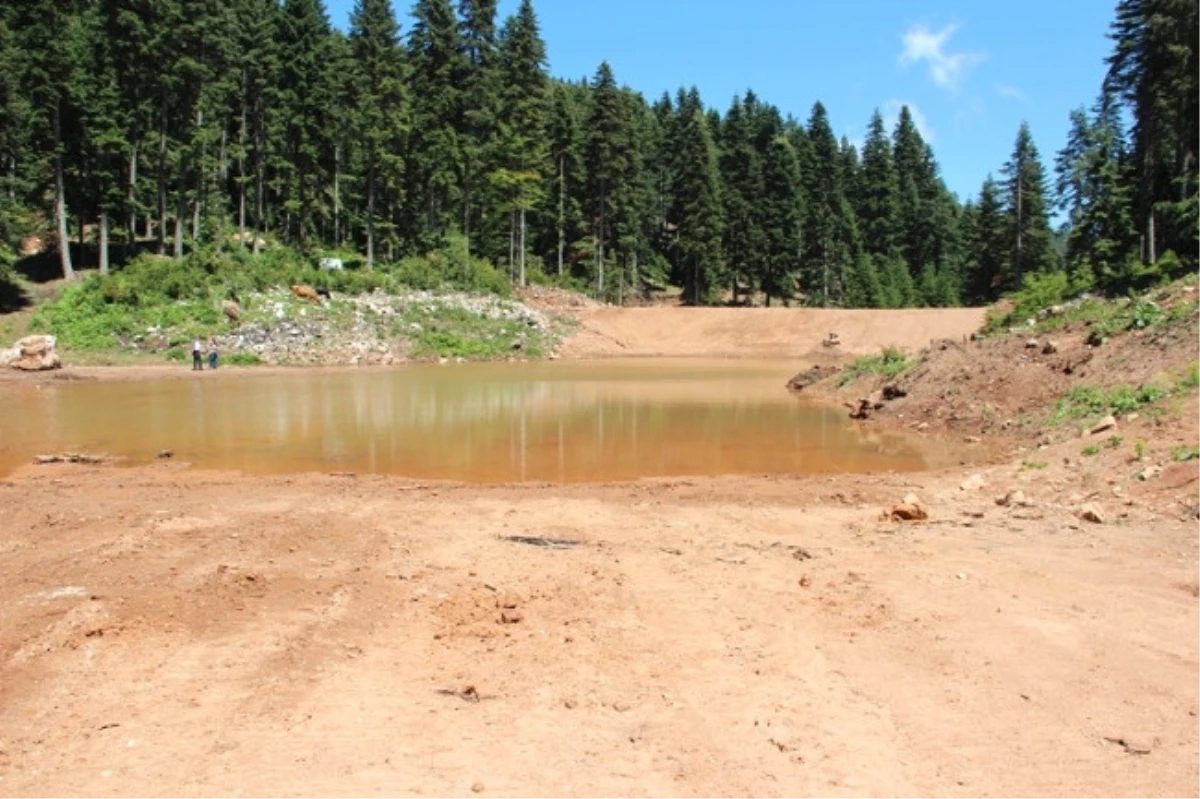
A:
558;306;987;359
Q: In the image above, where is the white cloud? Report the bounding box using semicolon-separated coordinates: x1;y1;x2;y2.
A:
899;23;984;91
882;100;934;143
994;82;1027;102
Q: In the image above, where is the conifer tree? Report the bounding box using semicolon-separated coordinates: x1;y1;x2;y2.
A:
493;0;547;285
669;108;723;305
543;82;584;276
1001;122;1056;288
406;0;463;246
857;109;898;258
350;0;408;267
758;131;802;305
457;0;498;253
584;61;628;298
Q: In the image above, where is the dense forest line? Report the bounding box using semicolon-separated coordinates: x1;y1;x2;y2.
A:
0;0;1195;307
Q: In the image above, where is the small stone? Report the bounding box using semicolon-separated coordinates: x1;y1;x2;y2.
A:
1078;504;1105;524
798;575;812;588
156;449;173;459
471;782;485;793
1025;339;1039;349
996;489;1027;507
500;609;524;624
1124;412;1139;423
563;698;577;709
889;494;928;521
1135;465;1163;482
1090;415;1117;435
960;474;986;491
1041;340;1059;355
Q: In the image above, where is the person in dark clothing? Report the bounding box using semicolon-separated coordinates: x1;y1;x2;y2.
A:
207;337;219;370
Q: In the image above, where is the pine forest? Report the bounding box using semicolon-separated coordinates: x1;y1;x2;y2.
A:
0;0;1195;308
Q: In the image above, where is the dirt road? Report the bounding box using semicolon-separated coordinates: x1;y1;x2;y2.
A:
557;306;987;358
0;451;1196;797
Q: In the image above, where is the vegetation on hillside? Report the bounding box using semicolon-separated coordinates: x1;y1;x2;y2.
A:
0;0;1192;312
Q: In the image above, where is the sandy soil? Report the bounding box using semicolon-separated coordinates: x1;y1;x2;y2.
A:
1;301;1197;797
556;306;987;359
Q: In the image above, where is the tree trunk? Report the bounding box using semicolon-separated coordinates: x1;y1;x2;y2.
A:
366;148;376;268
157;114;167;255
99;211;109;275
508;210;515;282
174;159;185;259
557;153;565;276
597;182;606;300
333;142;340;247
1147;210;1156;264
519;206;527;288
253;125;264;256
78;215;86;270
53;99;74;280
127;144;138;244
192;108;204;243
1015;175;1023;282
216;126;228;247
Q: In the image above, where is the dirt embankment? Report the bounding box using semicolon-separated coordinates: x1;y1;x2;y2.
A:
555;306;987;359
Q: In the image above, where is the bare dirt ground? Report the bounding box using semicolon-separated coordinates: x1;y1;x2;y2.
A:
1;297;1197;797
554;306;987;359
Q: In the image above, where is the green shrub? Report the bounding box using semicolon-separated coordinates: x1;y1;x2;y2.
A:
836;346;913;387
225;352;263;366
1081;444;1100;457
1010;271;1070;325
1171;445;1200;462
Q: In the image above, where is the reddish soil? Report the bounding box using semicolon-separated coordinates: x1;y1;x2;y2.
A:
0;294;1197;797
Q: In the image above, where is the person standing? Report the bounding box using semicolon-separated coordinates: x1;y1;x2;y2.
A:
192;337;203;371
207;337;219;370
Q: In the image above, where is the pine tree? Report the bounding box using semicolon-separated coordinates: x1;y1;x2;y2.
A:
15;0;78;278
961;176;1008;303
758;131;802;306
231;0;281;254
718;95;763;303
669;108;723;305
584;62;628;298
543;82;584;277
350;0;408;267
457;0;498;253
0;9;34;239
406;0;463;247
1001;122;1056;289
857;109;898;258
277;0;334;251
492;0;547;286
1104;0;1198;268
800;102;855;306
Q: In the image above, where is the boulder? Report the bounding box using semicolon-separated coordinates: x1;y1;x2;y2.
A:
5;335;61;371
1077;504;1105;524
786;364;840;392
1090;415;1118;435
888;493;928;521
960;473;986;491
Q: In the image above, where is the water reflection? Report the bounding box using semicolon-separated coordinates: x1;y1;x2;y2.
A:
0;360;955;481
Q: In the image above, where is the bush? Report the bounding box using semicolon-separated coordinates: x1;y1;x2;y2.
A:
836;346;913;387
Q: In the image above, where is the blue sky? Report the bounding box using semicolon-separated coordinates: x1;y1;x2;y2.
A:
325;0;1117;205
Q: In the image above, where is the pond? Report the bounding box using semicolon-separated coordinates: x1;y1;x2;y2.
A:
0;359;960;481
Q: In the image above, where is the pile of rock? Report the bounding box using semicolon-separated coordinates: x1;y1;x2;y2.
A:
0;335;61;371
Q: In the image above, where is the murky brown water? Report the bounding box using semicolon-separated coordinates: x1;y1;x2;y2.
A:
0;359;961;481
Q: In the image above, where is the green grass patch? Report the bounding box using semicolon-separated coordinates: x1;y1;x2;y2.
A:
836;346;913;387
1081;444;1100;457
400;304;552;360
1171;445;1200;462
1019;459;1048;471
1048;363;1198;428
224;352;264;366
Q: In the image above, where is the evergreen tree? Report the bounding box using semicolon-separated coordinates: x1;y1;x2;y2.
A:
542;81;584;277
231;0;281;254
584;61;628;298
800;102;855;306
492;0;547;285
14;0;79;278
349;0;408;267
1000;122;1056;288
669;108;723;305
961;176;1008;303
857;109;898;259
1054;96;1135;290
758;131;802;306
718;95;764;303
406;0;463;246
1104;0;1198;268
277;0;334;250
457;0;498;253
